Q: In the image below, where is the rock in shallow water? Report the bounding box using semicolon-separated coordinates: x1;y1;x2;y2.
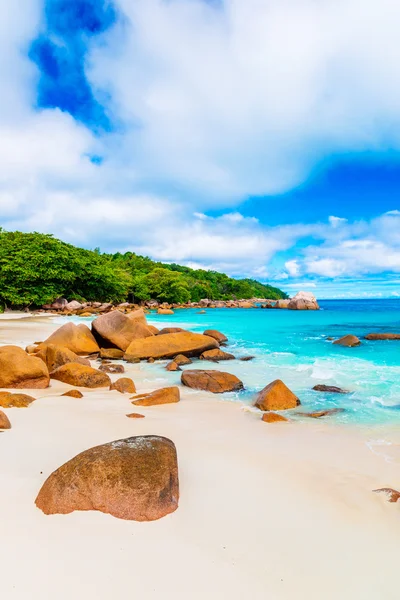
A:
110;377;136;394
365;333;400;341
181;370;244;393
333;335;361;347
200;349;235;362
312;384;349;394
35;435;179;521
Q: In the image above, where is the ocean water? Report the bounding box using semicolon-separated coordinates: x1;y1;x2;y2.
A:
146;299;400;426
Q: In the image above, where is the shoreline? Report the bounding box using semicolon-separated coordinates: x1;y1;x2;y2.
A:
1;314;399;599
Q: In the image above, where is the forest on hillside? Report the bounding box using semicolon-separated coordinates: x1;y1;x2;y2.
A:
0;230;287;309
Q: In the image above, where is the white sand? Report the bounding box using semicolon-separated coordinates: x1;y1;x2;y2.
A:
1;316;399;599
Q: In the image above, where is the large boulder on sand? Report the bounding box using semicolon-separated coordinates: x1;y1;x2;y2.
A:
0;346;49;389
0;392;35;408
35;435;179;521
255;380;300;411
51;363;111;388
0;410;11;429
110;378;136;394
37;323;100;355
288;291;319;310
124;332;218;361
36;344;90;373
333;335;361;347
92;311;154;351
132;386;180;406
181;370;244;393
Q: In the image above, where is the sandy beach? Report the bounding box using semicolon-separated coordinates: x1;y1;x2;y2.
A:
1;315;399;600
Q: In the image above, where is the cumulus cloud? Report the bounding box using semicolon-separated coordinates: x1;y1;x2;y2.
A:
0;0;400;297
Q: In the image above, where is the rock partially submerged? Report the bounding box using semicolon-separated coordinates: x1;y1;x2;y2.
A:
0;392;35;408
203;330;228;343
0;346;50;389
99;364;125;374
0;410;11;429
181;370;244;393
166;361;181;371
35;435;179;521
132;387;180;406
365;333;400;341
51;363;111;388
124;332;218;361
333;335;361;347
299;408;345;418
255;380;300;411
200;349;235;362
312;384;349;394
110;378;136;394
173;354;192;366
37;323;99;355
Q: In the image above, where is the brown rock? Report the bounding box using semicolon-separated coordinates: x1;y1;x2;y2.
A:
110;378;136;394
299;408;345;418
36;344;90;373
99;348;124;360
181;370;244;393
0;409;11;429
333;335;361;347
126;308;148;325
35;435;179;521
288;291;319;310
132;387;180;406
0;346;49;389
274;299;290;309
373;488;400;503
51;363;111;388
262;412;289;423
124;332;218;361
255;380;300;411
200;348;235;362
312;384;349;394
365;333;400;341
126;413;145;419
0;392;35;408
37;323;100;355
203;329;228;343
157;309;174;315
158;327;184;335
99;364;125;374
174;354;192;366
147;357;155;364
239;356;255;362
166;361;180;371
61;390;84;399
147;325;160;335
92;311;154;351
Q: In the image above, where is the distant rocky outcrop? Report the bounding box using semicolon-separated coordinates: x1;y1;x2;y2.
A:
0;346;49;389
288;291;319;310
255;379;300;411
181;370;244;393
35;435;179;521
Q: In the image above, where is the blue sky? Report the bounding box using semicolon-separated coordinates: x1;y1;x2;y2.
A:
0;0;400;298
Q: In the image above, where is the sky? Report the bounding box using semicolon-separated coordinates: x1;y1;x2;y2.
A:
0;0;400;298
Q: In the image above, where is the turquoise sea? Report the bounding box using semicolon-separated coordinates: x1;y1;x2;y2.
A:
146;299;400;426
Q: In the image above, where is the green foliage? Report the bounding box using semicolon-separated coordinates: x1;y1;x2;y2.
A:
0;230;287;308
